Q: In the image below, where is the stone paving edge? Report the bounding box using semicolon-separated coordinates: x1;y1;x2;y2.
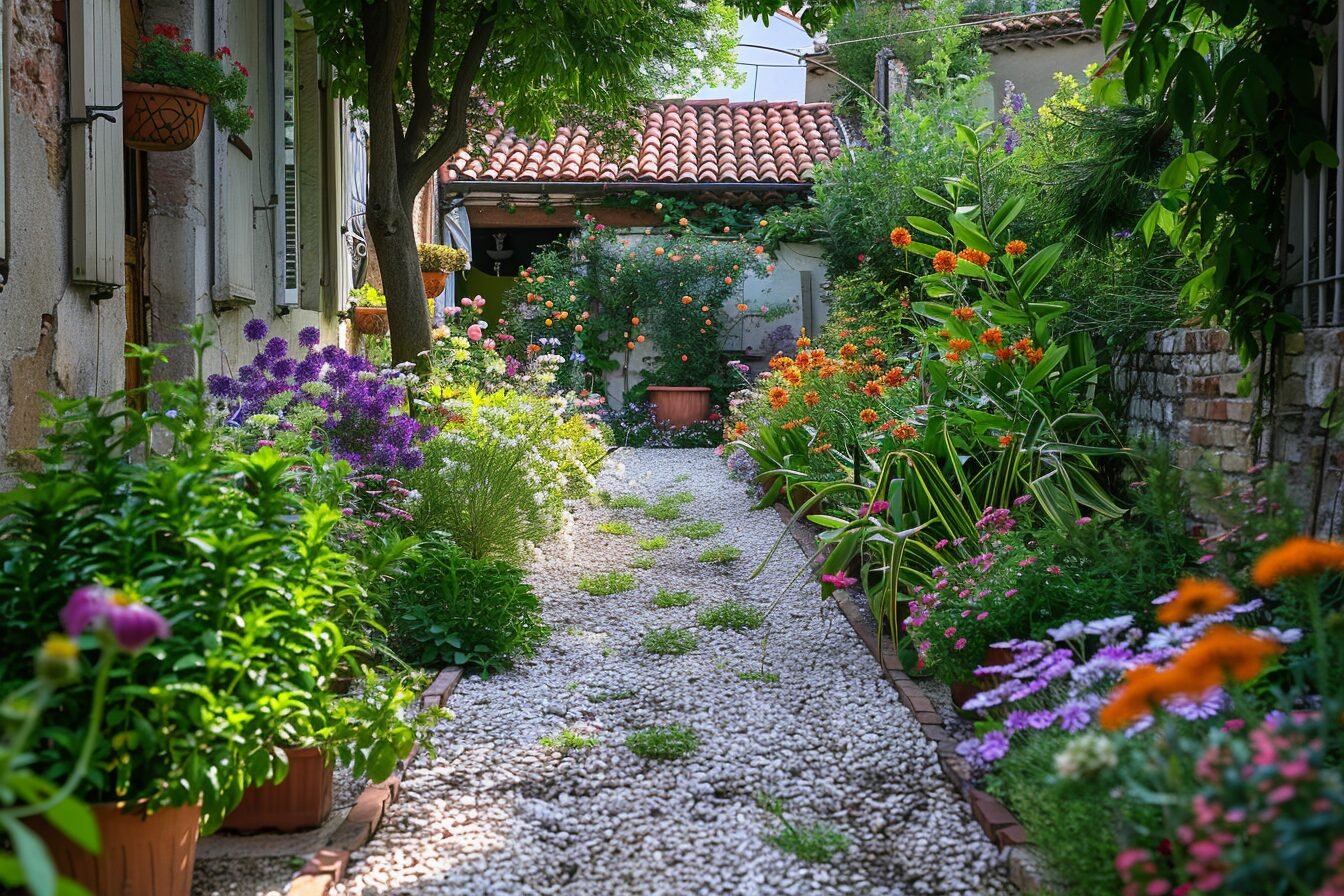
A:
286;666;465;895
772;502;1054;894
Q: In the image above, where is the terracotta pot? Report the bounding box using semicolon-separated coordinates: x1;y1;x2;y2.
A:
646;385;711;429
32;801;200;896
950;645;1018;709
352;306;389;336
421;270;448;299
122;82;208;152
221;746;334;833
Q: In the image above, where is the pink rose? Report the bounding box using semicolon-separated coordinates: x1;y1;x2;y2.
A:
467;324;483;341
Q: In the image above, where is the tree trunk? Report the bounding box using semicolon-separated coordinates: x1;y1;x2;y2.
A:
361;0;431;368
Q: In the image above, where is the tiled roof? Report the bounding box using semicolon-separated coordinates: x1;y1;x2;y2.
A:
441;100;842;187
974;9;1101;50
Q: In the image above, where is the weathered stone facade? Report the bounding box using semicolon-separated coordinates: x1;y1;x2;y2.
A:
1116;327;1344;536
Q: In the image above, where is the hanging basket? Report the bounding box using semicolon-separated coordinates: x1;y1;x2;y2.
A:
422;271;448;299
122;82;209;152
352;306;389;336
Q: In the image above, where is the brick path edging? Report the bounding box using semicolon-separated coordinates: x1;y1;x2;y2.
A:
287;667;464;896
773;503;1053;894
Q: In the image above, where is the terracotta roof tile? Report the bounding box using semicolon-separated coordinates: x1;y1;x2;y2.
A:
442;99;841;187
974;8;1102;50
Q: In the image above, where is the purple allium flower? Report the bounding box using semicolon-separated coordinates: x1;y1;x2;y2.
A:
206;374;238;399
264;337;290;359
271;358;296;380
243;318;269;342
298;326;321;348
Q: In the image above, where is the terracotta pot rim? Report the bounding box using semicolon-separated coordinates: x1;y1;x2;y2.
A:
645;385;711;392
122;81;209;101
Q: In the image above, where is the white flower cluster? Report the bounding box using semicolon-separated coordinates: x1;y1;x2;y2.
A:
1052;732;1119;780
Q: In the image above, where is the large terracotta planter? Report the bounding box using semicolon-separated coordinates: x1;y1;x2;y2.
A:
646;386;711;429
33;801;200;896
122;82;208;152
352;306;389;336
421;270;448;299
950;645;1018;710
222;746;334;833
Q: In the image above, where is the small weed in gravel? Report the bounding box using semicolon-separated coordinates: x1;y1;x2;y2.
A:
698;599;764;630
644;497;684;521
674;520;723;539
597;521;636;536
755;792;849;862
737;670;780;683
538;729;599;752
588;689;637;703
664;490;696;504
652;589;699;608
638;536;668;550
641;627;698;655
590;489;612;506
697;545;743;564
609;495;648;509
578;572;636;596
673;473;691;483
626;725;699;759
628;554;656;570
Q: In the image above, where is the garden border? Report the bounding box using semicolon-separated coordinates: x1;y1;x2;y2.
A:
287;666;464;896
772;503;1053;894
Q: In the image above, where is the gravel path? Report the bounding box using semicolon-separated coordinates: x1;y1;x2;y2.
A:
332;448;1014;896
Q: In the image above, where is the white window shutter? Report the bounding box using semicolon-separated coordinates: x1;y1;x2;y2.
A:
68;0;125;293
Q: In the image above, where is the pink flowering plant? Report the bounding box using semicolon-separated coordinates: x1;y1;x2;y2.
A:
130;24;253;136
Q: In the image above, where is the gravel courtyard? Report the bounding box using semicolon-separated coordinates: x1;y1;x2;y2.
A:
328;448;1013;896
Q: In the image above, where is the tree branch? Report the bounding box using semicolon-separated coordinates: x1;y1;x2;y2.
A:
400;1;496;204
401;0;441;161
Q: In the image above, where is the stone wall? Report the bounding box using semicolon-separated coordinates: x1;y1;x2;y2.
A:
1116;327;1344;536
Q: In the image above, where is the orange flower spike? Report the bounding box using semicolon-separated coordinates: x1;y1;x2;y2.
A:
890;227;913;248
839;343;859;359
995;347;1016;363
948;338;973;352
1005;239;1028;256
803;390;820;407
951;306;976;322
1157;578;1240;625
958;247;991;268
1025;347;1045;365
1100;665;1179;731
1251;536;1344;587
768;386;791;410
980;328;1004;347
1175;625;1284;688
932;250;959;274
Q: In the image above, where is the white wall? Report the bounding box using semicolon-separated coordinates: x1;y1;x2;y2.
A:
691;12;810;103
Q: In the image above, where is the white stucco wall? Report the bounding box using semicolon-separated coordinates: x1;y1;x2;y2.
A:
976;41;1107;112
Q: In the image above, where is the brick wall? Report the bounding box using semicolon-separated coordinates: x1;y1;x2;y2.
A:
1115;327;1344;536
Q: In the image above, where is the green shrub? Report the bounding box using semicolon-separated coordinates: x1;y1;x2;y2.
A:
381;534;548;675
697;600;764;631
641;627;698;655
597;521;636;536
653;589;699;608
578;572;636;596
697;545;742;564
626;725;699;759
673;520;723;539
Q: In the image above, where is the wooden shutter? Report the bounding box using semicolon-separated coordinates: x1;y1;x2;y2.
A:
69;0;125;291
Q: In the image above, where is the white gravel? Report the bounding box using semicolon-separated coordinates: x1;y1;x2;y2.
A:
331;448;1014;896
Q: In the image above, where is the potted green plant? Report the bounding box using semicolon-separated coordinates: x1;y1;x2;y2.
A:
349;283;389;335
124;24;252;152
418;243;468;299
0;330;434;889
